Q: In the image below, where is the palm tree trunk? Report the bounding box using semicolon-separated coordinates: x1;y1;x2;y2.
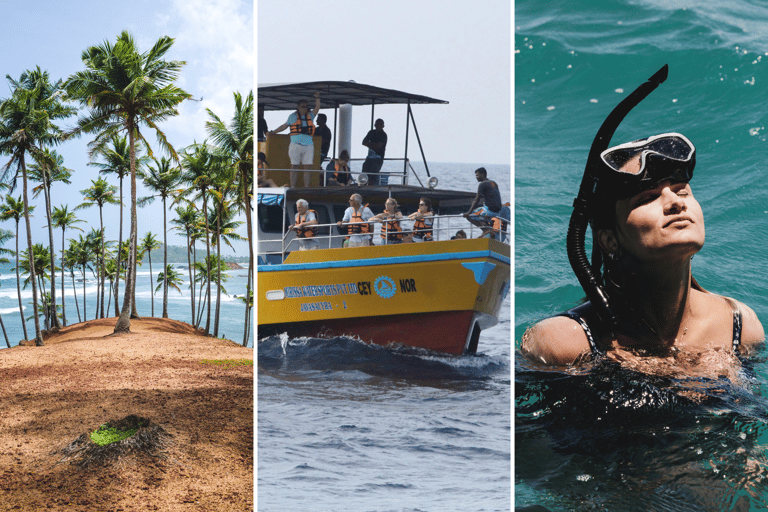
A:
21;157;43;346
0;313;9;348
243;262;252;347
72;267;81;323
186;234;194;324
214;204;222;337
60;229;67;326
82;263;87;321
115;123;136;333
203;192;211;335
243;189;253;347
14;220;28;341
114;177;123;317
149;252;154;317
44;183;61;328
99;209;106;319
162;197;169;318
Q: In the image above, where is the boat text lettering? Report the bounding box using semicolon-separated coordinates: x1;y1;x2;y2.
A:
358;281;372;296
399;278;417;293
300;301;333;312
284;283;358;298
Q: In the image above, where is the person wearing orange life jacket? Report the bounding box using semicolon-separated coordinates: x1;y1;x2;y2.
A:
325;149;353;186
268;92;322;188
408;197;435;242
371;198;408;244
336;193;374;247
289;199;319;250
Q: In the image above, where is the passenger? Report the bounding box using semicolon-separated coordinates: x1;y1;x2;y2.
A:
408;197;434;242
314;113;333;162
371;198;408;244
268;92;322;188
337;193;374;247
451;229;468;240
258;104;268;142
289;199;319;250
463;167;503;237
325;150;354;187
361;118;388;186
521;132;764;369
257;152;279;188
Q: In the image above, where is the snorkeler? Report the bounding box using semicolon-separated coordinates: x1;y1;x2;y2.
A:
522;65;764;368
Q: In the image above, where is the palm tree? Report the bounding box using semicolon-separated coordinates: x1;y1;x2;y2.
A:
29;148;72;329
0;228;16;347
65;31;192;334
205;91;253;346
0;67;75;346
76;177;118;318
0;194;34;340
139;156;182;318
19;244;54;329
140;232;161;317
68;235;93;322
206;161;235;338
178;143;216;334
90;135;146;316
155;264;183;295
51;205;84;326
171;203;200;325
207;193;244;337
62;242;82;323
193;254;229;328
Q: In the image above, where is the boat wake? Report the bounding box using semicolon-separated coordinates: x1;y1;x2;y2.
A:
257;333;507;385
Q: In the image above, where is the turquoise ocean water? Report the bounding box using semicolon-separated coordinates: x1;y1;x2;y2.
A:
516;0;768;509
0;260;253;348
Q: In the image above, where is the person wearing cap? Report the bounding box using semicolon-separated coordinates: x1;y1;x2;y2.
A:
269;92;322;188
314;113;332;163
521;133;764;370
463;167;503;237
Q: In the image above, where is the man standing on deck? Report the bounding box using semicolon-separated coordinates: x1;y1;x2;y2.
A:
463;167;503;237
314;113;332;163
361;118;388;186
337;193;374;247
269;92;322;188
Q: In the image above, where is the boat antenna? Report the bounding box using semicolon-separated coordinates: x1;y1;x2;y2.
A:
565;64;668;327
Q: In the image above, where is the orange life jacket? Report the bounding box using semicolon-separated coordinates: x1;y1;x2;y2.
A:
294;210;317;238
491;202;511;234
346;206;372;235
289;112;315;136
413;211;434;240
379;215;403;242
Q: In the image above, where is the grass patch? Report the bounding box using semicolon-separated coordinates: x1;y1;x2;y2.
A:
200;358;253;368
90;424;139;446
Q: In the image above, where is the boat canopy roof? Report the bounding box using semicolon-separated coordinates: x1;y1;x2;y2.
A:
258;81;449;111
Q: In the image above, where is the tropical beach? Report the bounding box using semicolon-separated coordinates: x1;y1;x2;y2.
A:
0;1;254;510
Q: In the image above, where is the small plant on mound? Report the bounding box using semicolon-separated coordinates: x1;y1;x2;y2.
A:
54;415;171;468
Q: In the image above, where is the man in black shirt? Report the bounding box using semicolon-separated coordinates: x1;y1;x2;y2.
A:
463;167;504;237
362;118;387;186
258;104;268;142
314;113;332;162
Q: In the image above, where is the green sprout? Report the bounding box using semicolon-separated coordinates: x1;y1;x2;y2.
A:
200;358;253;369
90;424;139;446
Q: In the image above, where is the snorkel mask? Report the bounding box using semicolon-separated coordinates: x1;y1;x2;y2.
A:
567;64;692;328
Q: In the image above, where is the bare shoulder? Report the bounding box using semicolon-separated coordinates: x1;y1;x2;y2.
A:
730;298;765;353
520;315;593;366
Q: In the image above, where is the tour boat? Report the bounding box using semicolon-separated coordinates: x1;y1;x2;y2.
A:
257;81;510;355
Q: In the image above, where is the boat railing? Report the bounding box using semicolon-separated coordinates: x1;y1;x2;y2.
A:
260;157;426;187
258;213;509;264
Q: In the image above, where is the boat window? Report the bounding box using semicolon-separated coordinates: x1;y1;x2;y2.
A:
258;203;289;233
332;205;347;224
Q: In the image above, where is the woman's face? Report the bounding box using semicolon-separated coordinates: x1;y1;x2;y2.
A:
614;180;705;262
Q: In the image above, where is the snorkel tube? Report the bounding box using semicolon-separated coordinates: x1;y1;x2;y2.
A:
566;64;669;327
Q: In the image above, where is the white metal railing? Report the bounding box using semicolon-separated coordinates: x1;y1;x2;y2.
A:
260;157;423;187
258;213;509;264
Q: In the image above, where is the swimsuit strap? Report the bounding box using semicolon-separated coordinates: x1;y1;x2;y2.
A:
557;303;602;356
722;296;743;353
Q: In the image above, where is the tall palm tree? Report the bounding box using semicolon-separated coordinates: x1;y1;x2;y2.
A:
69;235;93;322
0;67;75;346
139;156;181;318
0;194;34;340
62;242;82;323
19;244;53;329
140;232;161;317
90;135;146;316
76;177;118;318
207;161;234;338
155;264;183;295
171;203;200;325
178;143;215;334
0;228;16;347
29;148;72;329
205;91;253;346
65;31;191;334
51;205;84;326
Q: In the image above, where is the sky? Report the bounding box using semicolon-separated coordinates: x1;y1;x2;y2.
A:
257;0;511;167
0;0;253;257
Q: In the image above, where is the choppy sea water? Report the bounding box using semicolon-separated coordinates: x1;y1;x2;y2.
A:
516;0;768;510
0;260;252;348
257;161;511;512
